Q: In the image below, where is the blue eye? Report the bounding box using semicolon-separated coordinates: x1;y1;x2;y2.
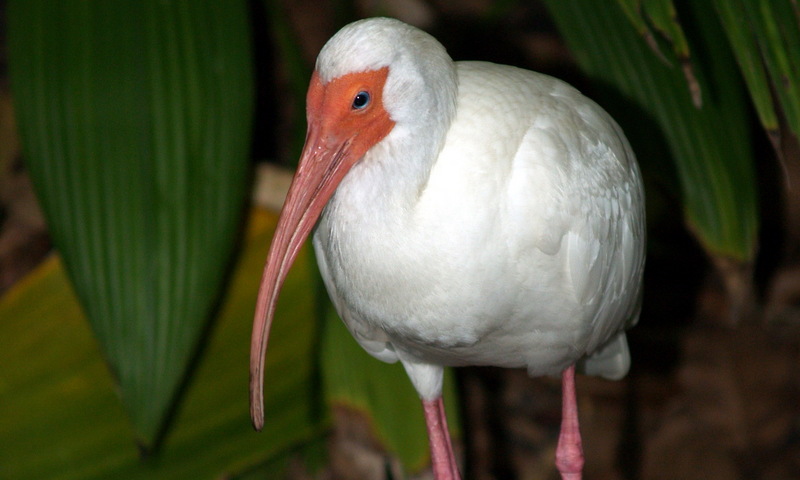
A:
352;91;370;109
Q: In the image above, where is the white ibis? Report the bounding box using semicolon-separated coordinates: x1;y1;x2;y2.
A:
251;17;645;480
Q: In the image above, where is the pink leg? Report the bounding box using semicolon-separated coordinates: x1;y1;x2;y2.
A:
422;397;461;480
556;365;584;479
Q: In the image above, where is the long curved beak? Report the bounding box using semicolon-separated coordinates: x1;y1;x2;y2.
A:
249;125;356;431
250;66;393;431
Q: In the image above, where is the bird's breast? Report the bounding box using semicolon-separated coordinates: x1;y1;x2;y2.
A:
313;161;591;372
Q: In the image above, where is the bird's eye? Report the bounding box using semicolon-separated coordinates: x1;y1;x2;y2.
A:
352;91;370;109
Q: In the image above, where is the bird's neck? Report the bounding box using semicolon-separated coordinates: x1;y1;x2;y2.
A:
358;120;448;213
326;58;459;227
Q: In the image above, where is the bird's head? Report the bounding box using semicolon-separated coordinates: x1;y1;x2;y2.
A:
249;18;457;430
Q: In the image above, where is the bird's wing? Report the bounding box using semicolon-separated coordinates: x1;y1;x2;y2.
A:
506;83;646;378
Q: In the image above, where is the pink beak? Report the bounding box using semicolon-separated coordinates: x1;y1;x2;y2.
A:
250;67;393;431
249;124;357;430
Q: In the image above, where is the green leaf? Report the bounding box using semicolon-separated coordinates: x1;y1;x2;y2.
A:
754;0;800;135
713;0;779;133
543;0;758;262
614;0;688;66
615;0;648;34
615;0;700;105
715;0;800;140
6;1;254;446
642;0;690;59
0;209;327;479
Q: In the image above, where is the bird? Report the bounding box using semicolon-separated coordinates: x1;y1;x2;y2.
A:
250;17;645;480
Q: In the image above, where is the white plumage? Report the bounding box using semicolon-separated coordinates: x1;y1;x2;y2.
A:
251;17;645;480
